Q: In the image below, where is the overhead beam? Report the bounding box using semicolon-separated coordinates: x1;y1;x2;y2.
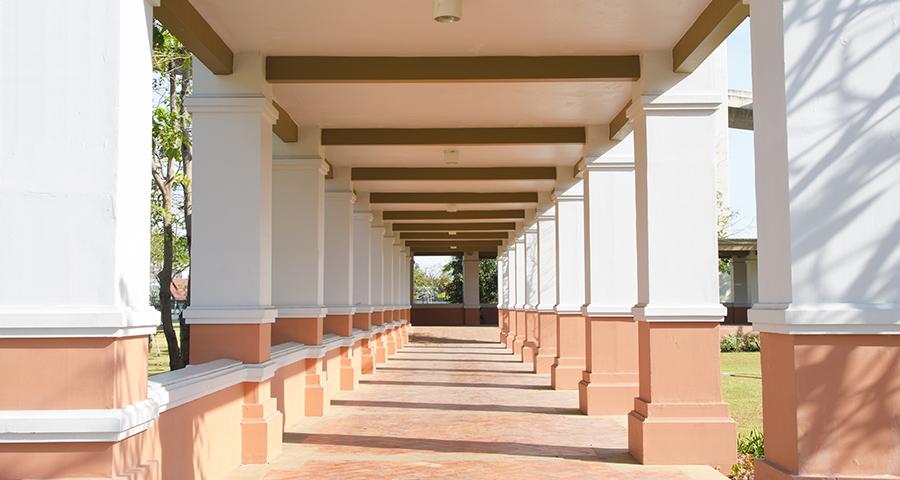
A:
323;128;585;146
609;101;633;141
371;192;538;204
383;210;526;221
391;223;516;232
405;241;503;249
400;232;509;240
673;0;749;73
154;0;233;75
266;56;640;83
728;90;754;130
352;167;556;181
412;249;497;256
272;101;298;143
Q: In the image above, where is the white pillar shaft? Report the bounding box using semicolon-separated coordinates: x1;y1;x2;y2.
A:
555;179;586;314
382;234;395;309
324;187;355;313
507;244;518;308
749;0;900;334
497;252;506;307
186;53;279;323
271;129;327;316
352;211;373;311
631;49;726;322
0;0;157;336
524;226;539;308
463;252;480;307
393;243;404;307
369;225;385;310
514;237;527;309
536;207;558;312
583;128;637;316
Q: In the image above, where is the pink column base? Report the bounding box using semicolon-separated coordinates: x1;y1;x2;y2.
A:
511;310;527;356
339;346;357;391
522;310;539;365
360;338;376;374
304;358;328;416
551;314;586;390
240;381;283;464
499;309;510;345
755;333;900;479
384;328;398;356
534;312;558;374
628;321;735;471
464;308;481;326
373;333;388;364
579;316;639;415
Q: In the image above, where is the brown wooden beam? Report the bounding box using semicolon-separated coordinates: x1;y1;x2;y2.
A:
266;56;640;83
391;223;516;232
352;167;556;181
609;101;633;141
272;101;298;143
154;0;233;75
673;0;749;73
405;241;503;249
400;232;509;240
371;192;538;204
384;210;526;221
323;128;585;146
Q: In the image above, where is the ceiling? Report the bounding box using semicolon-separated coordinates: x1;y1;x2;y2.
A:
180;0;714;254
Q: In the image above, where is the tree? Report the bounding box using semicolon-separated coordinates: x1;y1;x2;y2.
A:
442;256;464;304
151;24;192;370
478;257;498;304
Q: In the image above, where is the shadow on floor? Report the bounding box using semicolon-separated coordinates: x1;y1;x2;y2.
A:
359;379;551;391
376;367;534;375
408;335;499;345
391;358;523;364
398;350;515;356
330;399;581;415
282;432;636;464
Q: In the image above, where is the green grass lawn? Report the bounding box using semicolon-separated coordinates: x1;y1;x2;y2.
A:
721;351;763;434
148;326;180;376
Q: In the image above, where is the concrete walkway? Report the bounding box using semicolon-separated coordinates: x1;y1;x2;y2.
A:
228;326;726;480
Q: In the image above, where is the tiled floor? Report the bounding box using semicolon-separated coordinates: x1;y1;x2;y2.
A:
228;326;726;480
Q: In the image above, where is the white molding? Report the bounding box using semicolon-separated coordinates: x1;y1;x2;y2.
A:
0;398;159;443
632;303;726;322
0;306;159;338
582;304;634;317
636;93;722;112
184;95;278;125
555;303;585;315
273;306;328;318
536;304;556;313
184;306;278;324
272;156;330;175
325;305;357;315
751;303;900;335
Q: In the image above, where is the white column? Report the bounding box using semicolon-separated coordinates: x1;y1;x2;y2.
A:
186;53;280;331
514;234;527;310
748;1;900;476
271;129;328;320
352;201;374;315
536;204;558;313
524;223;539;309
324;168;356;317
463;251;481;308
554;175;586;316
582;127;637;317
382;225;395;316
369;218;385;316
500;249;510;309
393;239;404;310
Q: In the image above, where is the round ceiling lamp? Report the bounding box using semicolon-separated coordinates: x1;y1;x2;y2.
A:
433;0;462;23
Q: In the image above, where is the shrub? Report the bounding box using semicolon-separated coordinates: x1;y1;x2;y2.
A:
730;429;764;480
721;333;760;352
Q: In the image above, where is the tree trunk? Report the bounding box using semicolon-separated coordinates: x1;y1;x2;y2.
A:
158;213;184;370
178;60;192;365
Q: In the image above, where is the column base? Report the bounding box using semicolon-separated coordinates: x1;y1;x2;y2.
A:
464;308;481;326
339;346;357;391
578;372;638;415
374;333;387;364
304;358;328;416
628;403;736;472
241;397;283;464
385;329;397;357
550;359;585;390
521;342;538;365
534;351;556;374
360;339;376;374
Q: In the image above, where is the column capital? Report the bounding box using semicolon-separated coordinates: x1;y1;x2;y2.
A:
185;95;278;125
325;190;357;203
273;155;329;174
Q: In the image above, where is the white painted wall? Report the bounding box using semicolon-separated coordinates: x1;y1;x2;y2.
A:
554;167;585;314
524;222;539;308
536;201;558;312
463;251;480;307
324;167;355;313
352;199;373;312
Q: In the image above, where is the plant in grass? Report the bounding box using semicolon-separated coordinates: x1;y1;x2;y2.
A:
730;429;764;479
721;333;760;352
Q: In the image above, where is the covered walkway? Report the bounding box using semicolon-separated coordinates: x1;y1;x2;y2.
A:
227;327;724;480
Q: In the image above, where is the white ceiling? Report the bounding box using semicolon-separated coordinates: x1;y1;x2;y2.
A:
325;144;582;168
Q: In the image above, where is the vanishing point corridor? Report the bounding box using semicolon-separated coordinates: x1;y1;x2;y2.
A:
227;327;725;480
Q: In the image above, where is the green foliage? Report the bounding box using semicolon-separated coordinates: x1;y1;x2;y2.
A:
478;257;498;304
730;429;765;479
414;261;453;303
721;333;760;352
442;256;464;304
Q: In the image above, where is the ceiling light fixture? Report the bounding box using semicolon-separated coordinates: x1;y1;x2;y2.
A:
450;245;458;249
449;231;457;236
444;149;459;165
433;0;462;23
